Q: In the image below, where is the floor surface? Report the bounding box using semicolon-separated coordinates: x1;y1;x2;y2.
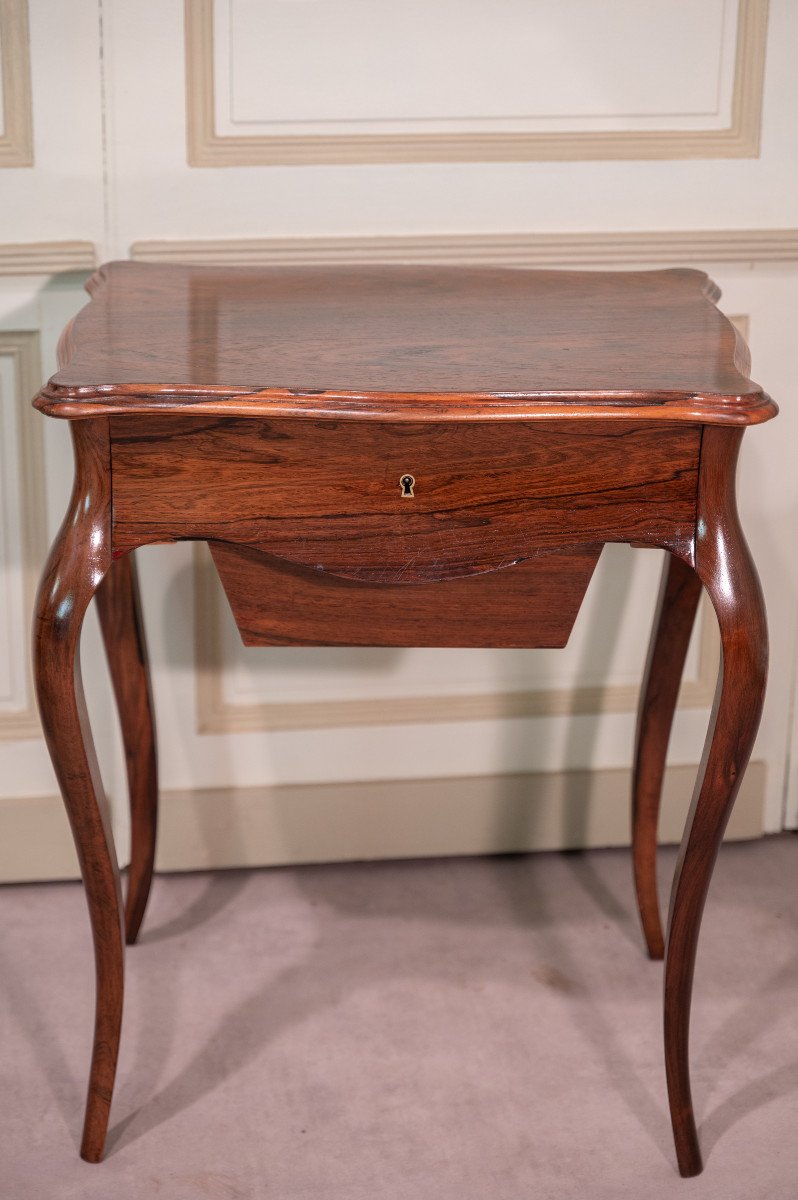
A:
1;836;797;1199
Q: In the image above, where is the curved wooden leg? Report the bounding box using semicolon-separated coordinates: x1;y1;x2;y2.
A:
33;419;124;1163
632;554;702;959
96;553;158;944
664;428;767;1177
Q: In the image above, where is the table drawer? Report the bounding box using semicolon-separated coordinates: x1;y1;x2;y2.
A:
207;541;602;648
111;415;700;580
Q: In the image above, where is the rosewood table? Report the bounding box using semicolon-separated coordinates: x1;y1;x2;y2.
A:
32;263;776;1174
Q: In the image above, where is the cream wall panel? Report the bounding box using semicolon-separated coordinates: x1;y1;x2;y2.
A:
0;0;103;241
220;1;737;133
191;0;761;164
0;352;27;709
0;330;44;736
102;0;798;252
0;278;129;881
0;0;33;165
0;281;65;804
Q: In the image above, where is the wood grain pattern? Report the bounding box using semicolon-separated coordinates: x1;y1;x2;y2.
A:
35;263;776;426
32;418;124;1163
96;553;158;944
32;262;775;1173
663;425;768;1177
110;417;700;581
632;553;703;959
209;543;602;648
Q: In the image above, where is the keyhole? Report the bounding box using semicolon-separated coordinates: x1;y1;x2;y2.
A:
399;473;415;498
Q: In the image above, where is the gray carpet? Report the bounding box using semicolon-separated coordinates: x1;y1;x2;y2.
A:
1;836;797;1199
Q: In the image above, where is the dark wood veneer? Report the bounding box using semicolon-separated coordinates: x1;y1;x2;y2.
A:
632;555;703;960
110;416;700;587
96;553;158;944
31;263;775;1176
663;425;767;1177
38;262;775;426
33;417;124;1164
208;543;602;649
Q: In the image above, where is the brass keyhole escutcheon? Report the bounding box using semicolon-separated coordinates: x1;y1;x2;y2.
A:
399;473;415;498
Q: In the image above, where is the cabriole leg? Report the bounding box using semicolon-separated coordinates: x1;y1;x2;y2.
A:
33;418;124;1163
96;552;158;944
632;554;702;958
663;427;767;1177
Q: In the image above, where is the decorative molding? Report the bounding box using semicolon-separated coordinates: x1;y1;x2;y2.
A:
0;241;97;275
185;0;768;166
131;229;798;269
153;762;765;873
0;330;45;739
194;545;720;734
0;0;33;167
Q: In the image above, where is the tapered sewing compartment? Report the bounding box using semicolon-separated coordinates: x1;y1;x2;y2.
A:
206;542;602;648
110;414;699;647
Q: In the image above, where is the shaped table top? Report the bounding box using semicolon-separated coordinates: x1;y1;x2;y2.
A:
36;262;775;425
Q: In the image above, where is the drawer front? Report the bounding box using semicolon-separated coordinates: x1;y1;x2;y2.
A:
208;541;602;648
110;416;700;581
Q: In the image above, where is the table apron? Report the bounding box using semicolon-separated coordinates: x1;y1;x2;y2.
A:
109;415;700;577
108;415;700;649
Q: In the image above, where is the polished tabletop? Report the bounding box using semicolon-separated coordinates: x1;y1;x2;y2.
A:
37;262;774;425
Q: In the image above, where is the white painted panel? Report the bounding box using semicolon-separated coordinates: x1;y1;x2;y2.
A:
97;1;798;248
0;21;6;137
0;0;103;243
0;353;26;711
219;0;735;135
0;280;129;873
